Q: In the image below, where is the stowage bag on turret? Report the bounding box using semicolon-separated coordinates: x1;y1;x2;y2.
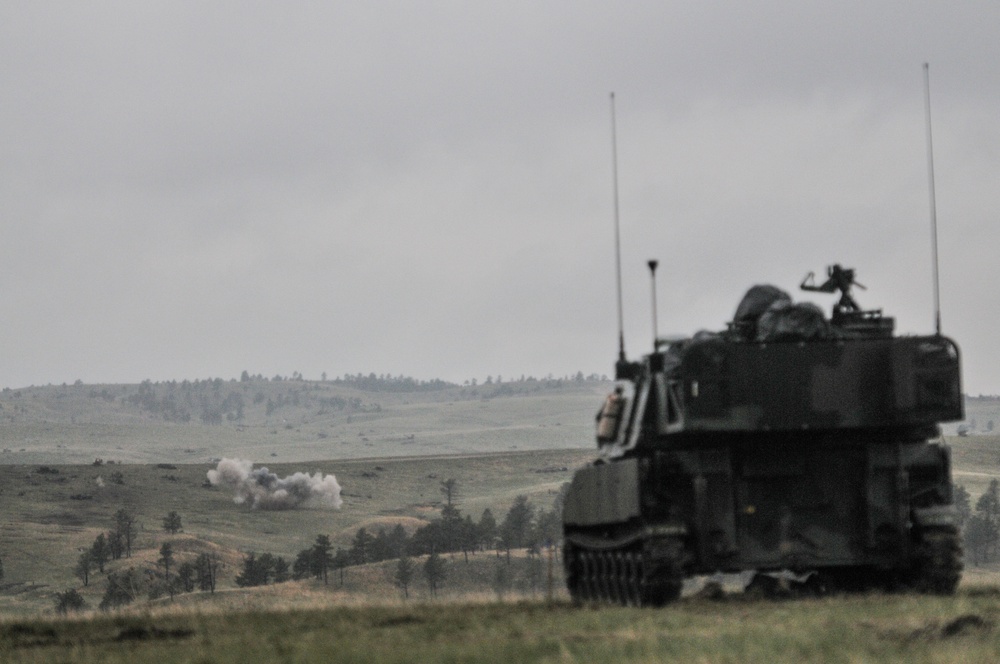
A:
756;301;830;341
733;285;791;325
732;285;833;342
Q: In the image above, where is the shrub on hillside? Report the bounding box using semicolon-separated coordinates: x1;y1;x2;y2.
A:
54;589;87;614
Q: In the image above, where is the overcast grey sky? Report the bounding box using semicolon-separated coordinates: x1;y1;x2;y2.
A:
3;2;998;394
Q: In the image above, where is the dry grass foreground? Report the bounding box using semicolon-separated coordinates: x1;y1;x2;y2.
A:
3;590;1000;663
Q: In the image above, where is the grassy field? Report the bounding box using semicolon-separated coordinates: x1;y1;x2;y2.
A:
0;448;595;616
0;377;607;465
0;376;606;616
4;591;1000;663
949;430;1000;499
2;380;1000;660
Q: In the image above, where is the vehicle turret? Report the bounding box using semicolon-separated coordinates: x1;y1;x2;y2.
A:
563;266;964;605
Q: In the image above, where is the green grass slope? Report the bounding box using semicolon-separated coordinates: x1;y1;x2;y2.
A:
3;377;1000;661
0;449;594;616
0;377;608;465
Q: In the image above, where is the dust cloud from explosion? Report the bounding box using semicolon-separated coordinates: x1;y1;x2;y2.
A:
207;458;343;510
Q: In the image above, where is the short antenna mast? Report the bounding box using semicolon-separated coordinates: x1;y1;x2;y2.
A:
611;92;626;362
924;62;942;336
648;260;659;348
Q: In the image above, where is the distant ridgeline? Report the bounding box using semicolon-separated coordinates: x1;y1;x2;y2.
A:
329;371;609;392
0;372;610;427
328;373;458;392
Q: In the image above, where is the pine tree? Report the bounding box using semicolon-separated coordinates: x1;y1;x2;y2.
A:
478;509;498;550
90;533;111;572
966;480;1000;563
954;484;972;527
440;503;464;553
163;511;183;534
395;554;415;599
423;549;447;597
389;524;409;558
74;550;94;587
312;535;334;584
113;509;137;558
107;530;124;561
500;495;534;551
54;588;87;614
195;552;220;593
235;552;260;587
176;561;196;592
158;543;175;598
293;549;313;580
256;553;277;584
460;515;478;562
976;479;1000;521
100;568;143;610
532;508;561;552
350;528;374;565
440;478;459;507
333;548;350;587
273;556;290;583
371;528;396;563
965;513;997;566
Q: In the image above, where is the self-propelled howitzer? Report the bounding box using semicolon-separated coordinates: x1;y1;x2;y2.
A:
562;267;963;605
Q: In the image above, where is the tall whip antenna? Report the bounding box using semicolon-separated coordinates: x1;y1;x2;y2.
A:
611;92;626;362
924;63;942;336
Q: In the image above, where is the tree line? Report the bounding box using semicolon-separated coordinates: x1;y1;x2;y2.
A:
958;480;1000;565
52;480;566;613
232;481;565;599
59;509;222;613
103;377;379;425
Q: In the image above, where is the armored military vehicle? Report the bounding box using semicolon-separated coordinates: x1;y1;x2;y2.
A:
562;265;963;605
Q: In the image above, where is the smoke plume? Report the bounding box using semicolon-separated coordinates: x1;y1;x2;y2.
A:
207;458;343;510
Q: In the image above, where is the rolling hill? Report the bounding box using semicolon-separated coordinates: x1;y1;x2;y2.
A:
2;374;1000;652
